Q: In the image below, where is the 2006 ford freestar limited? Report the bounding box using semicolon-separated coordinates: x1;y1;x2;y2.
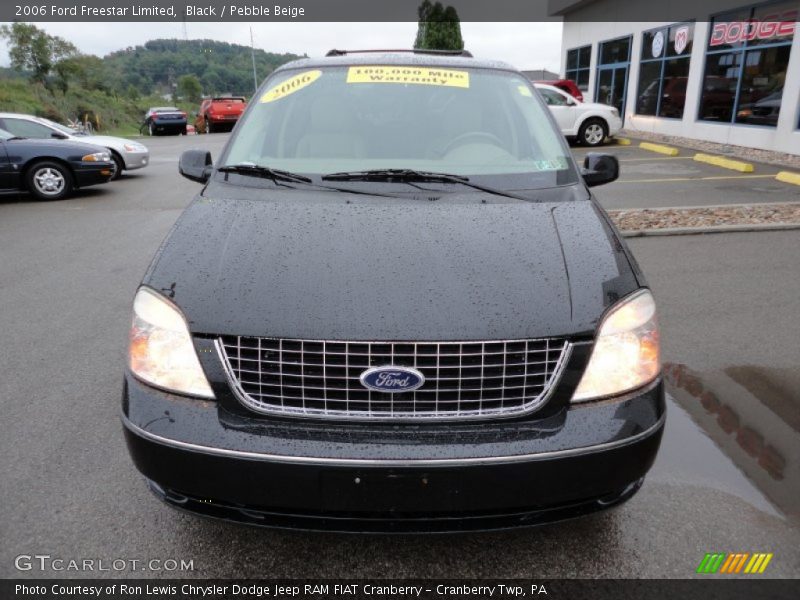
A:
122;51;664;532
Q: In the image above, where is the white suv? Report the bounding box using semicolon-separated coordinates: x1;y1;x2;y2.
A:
535;84;622;147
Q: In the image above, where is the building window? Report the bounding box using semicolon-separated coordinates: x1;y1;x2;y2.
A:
596;36;632;117
565;45;591;91
636;23;695;118
699;1;796;127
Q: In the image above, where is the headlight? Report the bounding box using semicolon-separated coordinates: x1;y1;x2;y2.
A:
82;152;110;162
572;289;660;402
124;143;146;152
128;287;214;398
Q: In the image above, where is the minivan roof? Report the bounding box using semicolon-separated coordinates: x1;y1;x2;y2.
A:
273;52;517;74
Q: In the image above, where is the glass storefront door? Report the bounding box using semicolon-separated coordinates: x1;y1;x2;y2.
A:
596;66;629;115
596;36;632;121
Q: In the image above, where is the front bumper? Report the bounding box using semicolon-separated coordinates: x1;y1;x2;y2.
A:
122;373;665;532
121;151;149;170
73;163;115;187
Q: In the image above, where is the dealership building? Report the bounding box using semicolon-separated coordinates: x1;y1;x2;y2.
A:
552;0;800;155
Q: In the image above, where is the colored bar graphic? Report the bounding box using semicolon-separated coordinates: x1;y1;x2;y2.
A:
758;554;773;573
697;552;773;574
734;553;749;573
719;553;749;573
719;554;736;573
697;553;727;573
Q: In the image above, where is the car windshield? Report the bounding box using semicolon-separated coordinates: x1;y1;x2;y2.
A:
0;127;14;140
221;64;577;187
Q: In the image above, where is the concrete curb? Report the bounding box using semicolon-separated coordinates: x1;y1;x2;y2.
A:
611;200;800;211
693;153;754;173
776;171;800;186
639;141;679;156
620;222;800;238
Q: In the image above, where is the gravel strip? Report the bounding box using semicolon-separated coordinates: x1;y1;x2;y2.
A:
608;203;800;231
621;130;800;170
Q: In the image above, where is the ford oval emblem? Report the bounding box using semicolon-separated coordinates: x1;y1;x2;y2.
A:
359;366;425;393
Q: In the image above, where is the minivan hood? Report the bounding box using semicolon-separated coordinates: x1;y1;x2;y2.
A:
143;185;639;341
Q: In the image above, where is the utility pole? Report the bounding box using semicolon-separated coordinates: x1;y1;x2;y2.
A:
250;27;258;94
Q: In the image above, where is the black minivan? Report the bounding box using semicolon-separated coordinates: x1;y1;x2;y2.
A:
123;51;664;532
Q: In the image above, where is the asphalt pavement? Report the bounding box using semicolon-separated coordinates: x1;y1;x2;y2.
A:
1;133;798;579
575;143;800;209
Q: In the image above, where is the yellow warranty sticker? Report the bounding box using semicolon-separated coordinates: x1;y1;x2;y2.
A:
346;66;469;88
518;85;532;97
260;70;322;103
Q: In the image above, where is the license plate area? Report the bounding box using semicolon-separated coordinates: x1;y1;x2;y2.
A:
320;470;460;513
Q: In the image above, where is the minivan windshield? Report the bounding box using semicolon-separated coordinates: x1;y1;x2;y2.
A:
222;64;577;188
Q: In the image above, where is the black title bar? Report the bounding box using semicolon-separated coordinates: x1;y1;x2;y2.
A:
2;0;761;22
2;579;798;600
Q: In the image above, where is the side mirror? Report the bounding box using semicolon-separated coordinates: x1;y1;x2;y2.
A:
51;132;68;139
179;149;213;183
582;153;619;187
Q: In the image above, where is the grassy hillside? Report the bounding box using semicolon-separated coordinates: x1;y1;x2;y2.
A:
0;37;305;136
103;39;304;98
0;75;195;136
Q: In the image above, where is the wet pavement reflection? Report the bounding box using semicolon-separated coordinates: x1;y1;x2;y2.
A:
659;362;797;519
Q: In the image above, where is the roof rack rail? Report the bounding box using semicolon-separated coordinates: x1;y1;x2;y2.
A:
325;48;473;58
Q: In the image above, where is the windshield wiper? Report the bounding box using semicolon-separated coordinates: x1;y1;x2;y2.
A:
217;164;313;184
217;163;410;199
321;168;531;201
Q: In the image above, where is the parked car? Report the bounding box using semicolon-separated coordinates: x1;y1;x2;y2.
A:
123;51;663;532
736;90;782;127
143;107;187;136
534;78;584;102
195;96;247;133
0;113;149;180
535;83;622;146
0;127;114;200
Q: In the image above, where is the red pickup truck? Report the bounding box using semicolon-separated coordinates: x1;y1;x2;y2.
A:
195;97;247;133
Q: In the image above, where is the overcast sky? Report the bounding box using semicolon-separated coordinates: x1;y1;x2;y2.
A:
0;21;563;73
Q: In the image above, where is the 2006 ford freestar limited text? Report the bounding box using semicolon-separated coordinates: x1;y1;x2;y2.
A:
122;50;664;532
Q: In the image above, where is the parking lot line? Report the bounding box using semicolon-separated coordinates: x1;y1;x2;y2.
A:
617;174;777;184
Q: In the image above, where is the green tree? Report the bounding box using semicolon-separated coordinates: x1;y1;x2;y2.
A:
177;74;202;103
413;1;464;51
125;84;140;101
0;22;77;84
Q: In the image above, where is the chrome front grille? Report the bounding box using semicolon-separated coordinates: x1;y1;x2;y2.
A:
217;336;570;420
